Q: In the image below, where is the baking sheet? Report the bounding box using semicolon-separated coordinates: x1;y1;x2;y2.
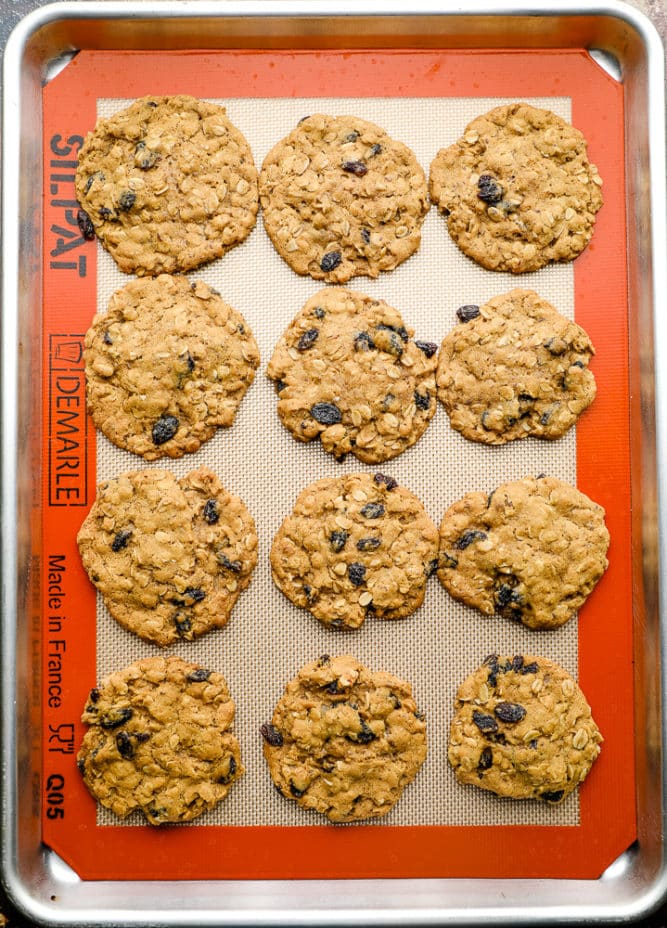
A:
40;47;635;882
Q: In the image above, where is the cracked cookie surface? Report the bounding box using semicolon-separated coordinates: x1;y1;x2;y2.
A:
448;654;602;802
267;288;438;463
77;467;257;646
75;95;258;275
77;655;243;825
271;473;438;629
261;654;427;822
429;103;603;273
85;274;259;460
259;114;429;282
437;475;609;630
436;289;596;444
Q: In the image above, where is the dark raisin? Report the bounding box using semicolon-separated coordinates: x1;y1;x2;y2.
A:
354;331;375;351
441;553;458;569
541;790;565;804
184;351;195;373
368;143;383;157
320;251;342;273
426;557;439;577
275;380;287;393
89;687;100;704
203;499;219;524
540;407;556;426
186;668;212;683
361;228;371;244
118;190;136;211
135;141;159;170
289;780;307;798
511;655;525;672
111;529;132;552
324;679;340;695
348;717;376;744
100;707;133;730
218;553;242;572
310;402;342;425
342;160;368;176
297;328;319;351
477;174;504;204
360;502;385;519
477;746;493;771
572;360;585;369
76;208;95;240
495;583;523;617
347;562;366;586
374;324;404;357
414;390;431;411
151;414;179;445
381;394;396;411
344;130;360;142
116;731;135;759
84;171;104;194
98;206;114;220
454;529;488;550
217;756;237;784
518;392;534;403
184;587;206;602
174;613;192;637
374;473;398;491
494;702;527;724
521;662;539;675
318;654;331;666
76;757;85;772
356;537;381;552
103;330;113;345
472;710;498;734
329;530;348;552
456;304;481;323
415;340;438;358
313;306;326;319
260;723;283;747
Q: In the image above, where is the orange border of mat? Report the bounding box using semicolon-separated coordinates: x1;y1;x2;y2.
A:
41;48;634;881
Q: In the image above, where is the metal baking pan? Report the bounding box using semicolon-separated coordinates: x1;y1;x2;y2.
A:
2;0;666;924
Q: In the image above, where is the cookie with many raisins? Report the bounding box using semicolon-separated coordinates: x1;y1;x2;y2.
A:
270;473;438;629
267;288;438;463
77;656;243;825
437;475;609;630
429;103;603;273
448;655;602;803
261;654;427;822
259;114;429;282
77;467;257;646
84;275;259;460
75;95;258;276
436;289;596;444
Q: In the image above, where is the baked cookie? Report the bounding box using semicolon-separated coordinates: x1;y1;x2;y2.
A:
437;475;609;629
77;655;243;825
429;103;603;273
271;473;438;629
84;275;259;460
77;467;257;646
436;289;596;444
448;654;602;803
267;288;438;463
259;114;429;282
75;95;258;275
261;654;427;822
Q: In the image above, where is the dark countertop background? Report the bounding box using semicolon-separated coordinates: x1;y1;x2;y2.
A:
0;0;665;925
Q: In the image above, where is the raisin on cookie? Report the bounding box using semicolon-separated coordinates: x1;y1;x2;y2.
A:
448;654;602;803
77;656;243;825
84;274;259;460
75;95;258;275
429;103;603;273
271;473;438;629
436;289;596;444
437;475;609;630
259;114;429;282
261;654;427;822
267;287;438;463
77;467;257;646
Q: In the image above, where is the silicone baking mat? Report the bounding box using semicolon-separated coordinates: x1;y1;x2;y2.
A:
41;48;634;881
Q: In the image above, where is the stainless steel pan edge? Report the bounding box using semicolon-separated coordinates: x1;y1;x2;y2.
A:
2;1;665;925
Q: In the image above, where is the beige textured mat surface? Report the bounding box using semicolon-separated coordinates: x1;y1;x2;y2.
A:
93;94;579;827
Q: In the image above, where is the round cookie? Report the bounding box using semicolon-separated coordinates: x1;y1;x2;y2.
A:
436;289;596;444
75;95;258;275
84;274;260;460
267;288;438;463
261;654;427;822
271;473;438;629
77;467;257;646
448;654;602;803
259;114;429;282
437;475;609;630
429;103;603;273
77;655;243;825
